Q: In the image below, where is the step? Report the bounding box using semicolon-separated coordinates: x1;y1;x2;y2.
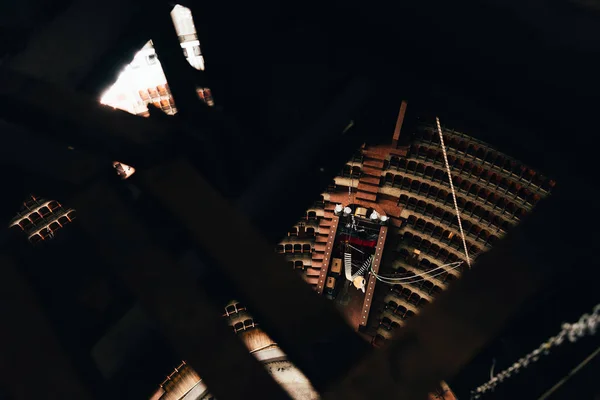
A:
363;149;387;161
356;191;378;202
306;267;321;277
315;236;329;244
304;276;319;285
318;226;331;235
319;219;332;228
364;159;385;169
314;243;327;252
358;182;379;194
311;261;323;269
323;210;334;219
362;166;383;176
360;176;381;185
389;147;409;157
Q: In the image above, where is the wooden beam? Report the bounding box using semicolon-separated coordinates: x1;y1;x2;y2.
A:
0;257;94;400
0;68;170;159
359;226;388;328
392;101;407;147
315;215;339;295
0;119;105;185
72;181;291;400
141;159;371;391
8;0;149;88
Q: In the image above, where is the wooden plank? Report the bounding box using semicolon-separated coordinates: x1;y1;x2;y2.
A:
0;257;94;400
392;101;407;146
356;191;377;202
72;182;291;400
0;119;105;185
359;226;388;328
363;159;385;169
362;166;383;177
141;159;370;391
357;182;379;194
0;68;169;157
324;186;585;400
316;216;339;295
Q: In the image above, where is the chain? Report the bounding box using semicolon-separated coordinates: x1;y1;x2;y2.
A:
436;117;472;268
470;303;600;399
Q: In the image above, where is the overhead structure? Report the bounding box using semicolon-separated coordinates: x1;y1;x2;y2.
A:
0;0;599;399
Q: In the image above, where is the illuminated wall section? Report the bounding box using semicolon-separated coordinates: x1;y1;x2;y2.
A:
100;5;212;117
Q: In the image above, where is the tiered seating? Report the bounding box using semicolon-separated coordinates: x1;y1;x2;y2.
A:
392;252;457;286
405;213;497;249
272;122;554;353
383;172;526;222
414;125;556;195
10;196;76;243
276;196;329;290
222;301;258;333
394;192;512;234
385;160;536;216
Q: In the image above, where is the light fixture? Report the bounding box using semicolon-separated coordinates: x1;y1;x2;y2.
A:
334;204;343;215
370;211;380;220
343;207;352;216
380;215;389;222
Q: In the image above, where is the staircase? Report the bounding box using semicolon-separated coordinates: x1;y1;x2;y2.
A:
356;155;385;202
308;202;332;291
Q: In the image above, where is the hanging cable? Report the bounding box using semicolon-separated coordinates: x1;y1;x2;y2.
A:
371;265;461;285
436;117;472;268
371;261;463;282
537;346;600;400
370;261;464;285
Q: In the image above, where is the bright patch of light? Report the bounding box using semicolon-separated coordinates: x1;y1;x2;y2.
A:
100;5;208;117
113;161;136;179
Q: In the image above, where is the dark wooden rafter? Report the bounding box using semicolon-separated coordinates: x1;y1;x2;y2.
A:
72;182;292;400
1;0;599;398
8;0;151;89
140;159;371;392
0;257;94;400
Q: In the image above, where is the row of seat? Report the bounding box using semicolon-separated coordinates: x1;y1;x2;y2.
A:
395;249;459;283
286;226;317;237
400;230;472;266
288;260;307;271
405;214;497;248
232;319;257;333
408;141;554;194
276;243;313;253
389;275;443;297
384;172;528;221
138;84;170;101
391;260;452;288
223;302;246;317
388;284;431;308
398;192;512;233
11;200;63;229
340;165;363;179
384;159;541;210
384;300;418;320
414;127;555;192
379;316;402;331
